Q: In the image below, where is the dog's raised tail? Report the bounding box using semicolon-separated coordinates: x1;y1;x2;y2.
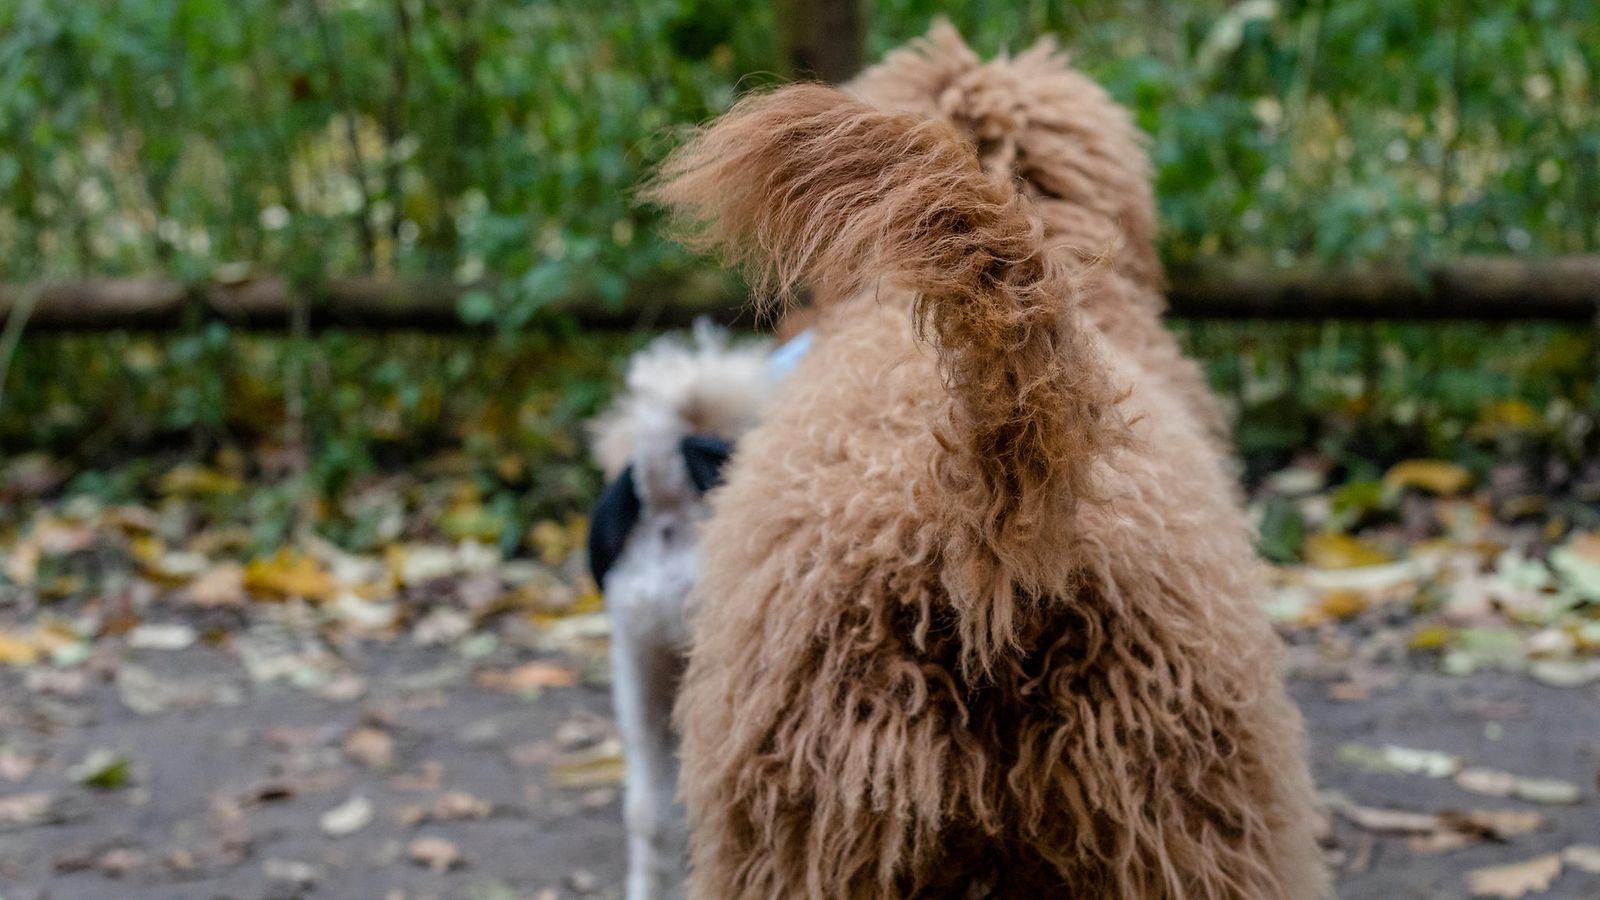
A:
649;85;1125;554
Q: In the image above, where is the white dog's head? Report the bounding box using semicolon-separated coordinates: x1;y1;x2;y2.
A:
586;322;773;594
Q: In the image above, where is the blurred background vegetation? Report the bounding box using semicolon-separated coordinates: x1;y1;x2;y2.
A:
2;0;1598;559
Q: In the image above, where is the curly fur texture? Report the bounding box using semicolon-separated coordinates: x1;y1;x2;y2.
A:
850;22;1229;445
650;25;1328;900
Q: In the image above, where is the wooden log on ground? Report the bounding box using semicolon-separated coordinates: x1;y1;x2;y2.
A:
3;256;1598;331
1168;256;1600;320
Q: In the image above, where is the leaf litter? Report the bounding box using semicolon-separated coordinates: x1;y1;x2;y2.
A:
1;424;1598;895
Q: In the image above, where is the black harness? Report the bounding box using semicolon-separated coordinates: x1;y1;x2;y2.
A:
587;434;734;589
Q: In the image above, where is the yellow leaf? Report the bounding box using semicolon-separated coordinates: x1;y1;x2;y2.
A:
1384;459;1472;496
1408;624;1455;650
1303;532;1392;569
244;549;337;602
1471;399;1540;440
548;740;626;789
1316;590;1369;621
528;520;570;565
155;464;243;497
0;632;42;666
439;498;506;542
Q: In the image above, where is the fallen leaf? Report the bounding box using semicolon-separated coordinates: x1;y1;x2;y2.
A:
1331;801;1440;834
185;562;247;607
1472;400;1540;440
432;790;492;820
1439;808;1546;839
476;661;577;693
1467;854;1562;898
1304;532;1392;569
69;749;131;790
549;739;625;789
1337;743;1462;778
0;630;42;666
1316;590;1369;621
1456;768;1583;804
0;751;37;781
263;858;320;887
3;540;39;587
96;847;147;877
116;663;242;716
1409;624;1456;650
319;794;374;837
1528;659;1600;688
0;792;54;826
127;623;197;651
411;608;472;646
408;836;464;872
1386;459;1473;497
156;464;243;497
244;549;337;602
1442;628;1527;676
390;760;444;792
342;727;395;770
1563;845;1600;874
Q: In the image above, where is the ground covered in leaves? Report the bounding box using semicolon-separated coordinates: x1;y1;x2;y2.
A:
2;449;1599;900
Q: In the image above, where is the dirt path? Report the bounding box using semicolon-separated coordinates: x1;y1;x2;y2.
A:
2;637;1597;900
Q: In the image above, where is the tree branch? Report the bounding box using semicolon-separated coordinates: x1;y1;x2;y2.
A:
5;257;1599;331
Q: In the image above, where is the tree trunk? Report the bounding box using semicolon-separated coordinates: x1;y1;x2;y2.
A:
774;0;866;82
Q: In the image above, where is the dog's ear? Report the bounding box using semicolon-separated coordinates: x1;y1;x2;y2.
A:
588;465;641;589
681;434;734;494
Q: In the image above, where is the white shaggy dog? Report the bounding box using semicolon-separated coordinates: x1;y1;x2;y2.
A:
586;323;774;900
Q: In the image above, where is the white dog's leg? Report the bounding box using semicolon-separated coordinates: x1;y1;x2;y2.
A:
612;619;683;900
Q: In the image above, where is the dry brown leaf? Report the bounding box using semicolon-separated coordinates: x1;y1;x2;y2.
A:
476;661;577;692
432;790;492;820
407;836;463;872
185;562;247;607
1331;801;1441;834
1440;808;1546;838
1467;854;1562;898
342;727;395;770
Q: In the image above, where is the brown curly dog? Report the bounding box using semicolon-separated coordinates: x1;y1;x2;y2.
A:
647;24;1329;900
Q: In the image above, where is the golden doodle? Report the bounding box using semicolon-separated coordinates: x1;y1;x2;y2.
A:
646;23;1330;899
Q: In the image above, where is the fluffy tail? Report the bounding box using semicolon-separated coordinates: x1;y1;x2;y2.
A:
648;84;1125;560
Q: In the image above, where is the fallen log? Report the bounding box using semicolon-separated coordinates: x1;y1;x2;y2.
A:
3;256;1598;331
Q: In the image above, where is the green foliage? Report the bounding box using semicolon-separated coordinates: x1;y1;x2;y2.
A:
2;2;1598;530
2;0;1595;299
